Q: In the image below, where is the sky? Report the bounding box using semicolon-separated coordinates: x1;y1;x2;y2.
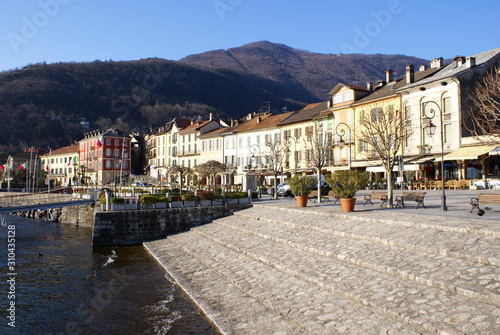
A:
0;0;499;73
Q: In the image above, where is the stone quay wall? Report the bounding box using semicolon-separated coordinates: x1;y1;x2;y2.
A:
92;205;251;247
59;205;95;228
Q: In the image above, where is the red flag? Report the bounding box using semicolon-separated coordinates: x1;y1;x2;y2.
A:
19;162;27;170
96;136;103;148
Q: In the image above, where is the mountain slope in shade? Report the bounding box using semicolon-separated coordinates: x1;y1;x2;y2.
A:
180;40;430;99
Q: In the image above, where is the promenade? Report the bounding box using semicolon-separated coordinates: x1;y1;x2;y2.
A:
145;189;500;335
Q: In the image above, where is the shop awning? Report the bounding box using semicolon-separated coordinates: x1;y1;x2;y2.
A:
443;145;498;161
366;164;420;173
489;147;500;155
350;160;381;168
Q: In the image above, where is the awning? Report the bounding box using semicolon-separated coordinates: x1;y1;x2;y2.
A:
350;160;381;168
443;145;498;161
409;155;438;164
366;164;420;173
489;147;500;155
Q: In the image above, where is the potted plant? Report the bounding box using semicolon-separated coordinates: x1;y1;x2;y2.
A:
326;170;370;212
287;175;316;207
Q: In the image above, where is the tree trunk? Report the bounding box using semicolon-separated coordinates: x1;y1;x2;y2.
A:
273;173;278;199
316;168;322;203
385;166;393;207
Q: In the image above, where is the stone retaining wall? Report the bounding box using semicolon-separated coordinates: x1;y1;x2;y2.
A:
92;205;251;246
59;204;95;228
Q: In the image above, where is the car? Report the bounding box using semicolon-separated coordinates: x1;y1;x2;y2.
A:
268;178;331;197
267;182;292;197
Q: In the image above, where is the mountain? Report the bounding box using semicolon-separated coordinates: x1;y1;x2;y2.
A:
0;41;429;154
180;41;429;100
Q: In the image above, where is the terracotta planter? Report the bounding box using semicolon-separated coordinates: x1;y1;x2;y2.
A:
340;198;356;212
295;195;309;207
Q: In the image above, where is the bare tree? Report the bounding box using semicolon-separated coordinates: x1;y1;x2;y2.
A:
170;164;192;193
466;66;500;143
302;123;333;202
262;139;287;199
358;104;407;207
195;160;226;190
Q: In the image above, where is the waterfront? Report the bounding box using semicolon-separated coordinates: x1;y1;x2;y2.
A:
0;215;219;335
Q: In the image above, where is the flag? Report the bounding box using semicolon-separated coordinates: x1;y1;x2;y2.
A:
67;156;77;166
0;165;4;170
1;163;10;170
96;136;103;148
19;162;27;170
45;164;50;171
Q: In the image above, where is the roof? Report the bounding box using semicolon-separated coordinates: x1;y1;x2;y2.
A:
179;120;213;133
398;47;500;90
198;127;229;139
233;112;294;133
329;83;369;95
40;144;79;157
278;102;328;126
351;66;443;106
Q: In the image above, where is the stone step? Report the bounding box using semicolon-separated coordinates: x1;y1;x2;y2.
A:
169;229;422;335
145;237;303;335
240;205;500;267
192;218;498;335
225;208;500;308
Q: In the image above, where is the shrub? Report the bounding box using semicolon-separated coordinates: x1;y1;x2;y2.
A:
325;170;370;199
120;188;132;193
110;197;125;204
226;192;248;199
181;193;198;201
288;175;316;196
140;195;165;204
197;190;215;200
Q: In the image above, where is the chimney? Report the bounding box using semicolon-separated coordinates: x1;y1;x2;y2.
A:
385;69;393;83
376;80;386;87
367;82;373;91
419;65;427;71
466;56;476;68
454;56;466;66
256;116;261;123
430;57;443;69
209;112;213;121
405;64;414;84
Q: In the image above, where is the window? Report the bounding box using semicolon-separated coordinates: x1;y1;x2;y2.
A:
444;124;452;144
370;107;383;123
115;139;120;146
359;140;367;153
294;128;302;141
105;148;112;157
284;130;291;140
443;97;452;121
105;160;112;169
106;139;111;145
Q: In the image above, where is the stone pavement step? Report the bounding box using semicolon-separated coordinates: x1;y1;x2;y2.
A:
145;237;302;335
216;211;500;308
169;228;421;335
243;205;500;267
145;203;500;335
193;217;498;335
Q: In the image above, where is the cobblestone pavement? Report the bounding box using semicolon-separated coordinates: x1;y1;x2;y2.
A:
145;189;500;335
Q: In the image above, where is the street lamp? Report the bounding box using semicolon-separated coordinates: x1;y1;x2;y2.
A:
335;122;352;169
248;144;261;195
423;101;447;211
284;136;297;173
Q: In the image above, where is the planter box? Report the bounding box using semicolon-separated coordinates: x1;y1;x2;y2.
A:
199;200;213;207
111;204;126;211
154;202;167;209
170;201;184;208
183;201;196;207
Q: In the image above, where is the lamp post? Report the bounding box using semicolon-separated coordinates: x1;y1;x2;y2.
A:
423;101;447;211
284;136;298;174
335;122;352;169
248;144;261;195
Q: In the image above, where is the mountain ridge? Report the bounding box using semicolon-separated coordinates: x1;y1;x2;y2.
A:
0;41;429;155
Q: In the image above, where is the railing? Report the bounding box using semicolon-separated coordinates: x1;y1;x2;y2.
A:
0;189;74;208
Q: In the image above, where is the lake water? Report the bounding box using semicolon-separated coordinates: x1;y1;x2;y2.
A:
0;215;220;335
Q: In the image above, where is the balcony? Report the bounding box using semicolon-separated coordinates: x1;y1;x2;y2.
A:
177;149;199;157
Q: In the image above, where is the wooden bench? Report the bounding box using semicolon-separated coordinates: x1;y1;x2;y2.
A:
395;192;426;209
364;191;388;207
308;190;329;203
470;193;500;213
